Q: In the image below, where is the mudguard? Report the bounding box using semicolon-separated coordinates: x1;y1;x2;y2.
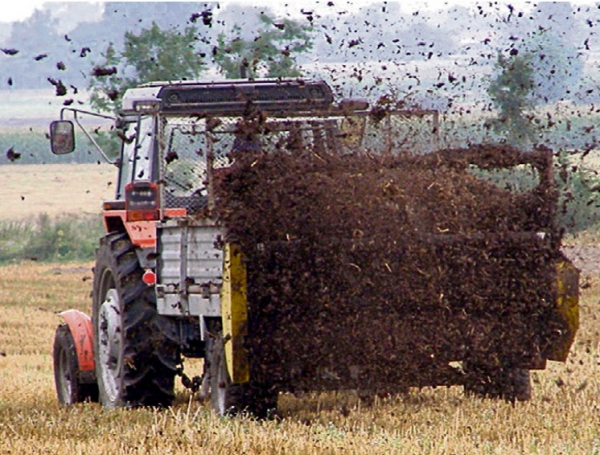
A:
59;309;95;372
220;244;250;384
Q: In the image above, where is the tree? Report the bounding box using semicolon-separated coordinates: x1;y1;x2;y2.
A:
486;51;537;148
89;22;206;113
213;13;312;79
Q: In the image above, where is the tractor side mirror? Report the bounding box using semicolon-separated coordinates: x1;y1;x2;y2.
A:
49;120;75;155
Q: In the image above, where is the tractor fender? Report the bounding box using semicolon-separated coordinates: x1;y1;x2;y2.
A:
59;309;95;372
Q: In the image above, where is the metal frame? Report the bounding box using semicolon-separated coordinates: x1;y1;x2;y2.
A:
59;107;117;164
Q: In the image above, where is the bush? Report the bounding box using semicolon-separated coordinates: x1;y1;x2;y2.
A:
0;214;105;263
555;152;600;234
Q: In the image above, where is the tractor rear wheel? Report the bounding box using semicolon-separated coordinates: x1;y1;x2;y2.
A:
463;363;532;402
206;325;277;418
53;323;98;405
93;232;179;407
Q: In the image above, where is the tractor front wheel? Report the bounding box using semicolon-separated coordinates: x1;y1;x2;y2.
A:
53;323;98;405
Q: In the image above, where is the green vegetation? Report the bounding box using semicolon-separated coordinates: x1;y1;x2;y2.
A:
481;31;597;232
89;22;206;114
87;15;313;114
0;129;111;165
556;152;600;233
486;52;537;148
213;14;313;79
0;214;105;263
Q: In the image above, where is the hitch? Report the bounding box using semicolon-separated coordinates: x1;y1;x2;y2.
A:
176;366;202;394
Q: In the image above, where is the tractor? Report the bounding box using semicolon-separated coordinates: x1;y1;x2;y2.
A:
50;78;579;416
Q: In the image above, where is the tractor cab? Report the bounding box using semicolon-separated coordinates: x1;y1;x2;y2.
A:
50;80;372;232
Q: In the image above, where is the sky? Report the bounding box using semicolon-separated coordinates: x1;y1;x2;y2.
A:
0;0;547;24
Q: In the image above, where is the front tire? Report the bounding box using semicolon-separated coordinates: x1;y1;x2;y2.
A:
93;232;179;407
53;324;98;405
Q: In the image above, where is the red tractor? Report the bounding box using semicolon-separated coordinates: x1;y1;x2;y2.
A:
50;78;579;416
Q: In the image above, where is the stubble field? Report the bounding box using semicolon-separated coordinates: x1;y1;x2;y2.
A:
0;164;599;454
0;262;599;454
0;163;115;221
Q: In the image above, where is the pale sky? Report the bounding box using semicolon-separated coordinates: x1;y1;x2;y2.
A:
0;0;548;24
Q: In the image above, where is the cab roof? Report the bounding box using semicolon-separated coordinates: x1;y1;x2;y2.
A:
120;79;335;115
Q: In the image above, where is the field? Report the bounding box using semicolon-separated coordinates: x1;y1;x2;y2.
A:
0;159;599;452
0;172;598;453
0;89;67;125
0;163;115;221
0;262;599;454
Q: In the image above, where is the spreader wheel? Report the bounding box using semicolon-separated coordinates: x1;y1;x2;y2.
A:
206;326;277;418
463;363;532;402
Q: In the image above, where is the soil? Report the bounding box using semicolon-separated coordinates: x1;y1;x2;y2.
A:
214;141;575;392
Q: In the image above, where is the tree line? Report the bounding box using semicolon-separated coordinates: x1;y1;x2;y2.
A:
88;12;312;113
0;1;596;150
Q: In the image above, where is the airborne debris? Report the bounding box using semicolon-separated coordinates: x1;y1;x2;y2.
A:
198;9;214;27
214;133;567;392
92;66;117;77
106;89;120;101
5;147;21;162
165;150;179;164
116;131;136;144
47;78;67;96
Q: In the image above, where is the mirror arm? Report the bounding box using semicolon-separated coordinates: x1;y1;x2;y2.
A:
60;107;118;165
73;114;116;165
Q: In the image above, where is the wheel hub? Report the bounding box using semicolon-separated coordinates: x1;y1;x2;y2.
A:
98;288;122;404
57;346;72;400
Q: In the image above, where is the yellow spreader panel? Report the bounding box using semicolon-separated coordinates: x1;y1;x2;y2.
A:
547;260;580;362
220;243;250;384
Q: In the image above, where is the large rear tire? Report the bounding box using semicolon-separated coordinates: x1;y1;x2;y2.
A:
206;325;277;418
93;232;179;408
53;323;98;405
463;363;532;402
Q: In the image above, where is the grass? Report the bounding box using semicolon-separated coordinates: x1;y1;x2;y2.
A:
0;130;105;165
0;262;599;454
0;213;106;263
0;163;114;263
